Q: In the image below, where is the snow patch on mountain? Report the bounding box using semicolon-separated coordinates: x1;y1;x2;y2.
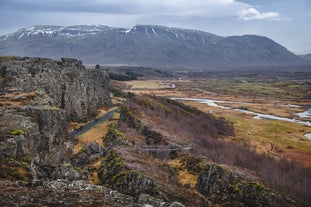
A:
0;25;115;41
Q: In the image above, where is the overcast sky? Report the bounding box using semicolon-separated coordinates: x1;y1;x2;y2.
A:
0;0;310;54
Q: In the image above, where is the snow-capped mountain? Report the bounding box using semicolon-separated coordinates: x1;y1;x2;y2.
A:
0;25;308;69
0;25;117;41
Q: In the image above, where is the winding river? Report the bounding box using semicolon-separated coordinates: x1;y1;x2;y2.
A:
171;97;311;140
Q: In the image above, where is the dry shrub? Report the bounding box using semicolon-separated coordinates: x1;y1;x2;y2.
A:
193;136;311;206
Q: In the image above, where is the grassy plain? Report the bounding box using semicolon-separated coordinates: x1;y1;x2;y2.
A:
123;80;173;89
179;78;311;100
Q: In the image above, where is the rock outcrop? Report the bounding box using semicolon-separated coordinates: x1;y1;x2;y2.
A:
196;163;273;206
97;150;161;198
72;141;107;167
0;180;185;207
0;56;111;122
177;154;293;207
0;56;111;180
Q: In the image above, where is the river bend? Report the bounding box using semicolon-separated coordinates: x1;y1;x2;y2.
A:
171;97;311;140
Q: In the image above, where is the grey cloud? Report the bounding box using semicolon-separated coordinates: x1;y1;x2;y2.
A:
0;0;130;14
0;0;282;19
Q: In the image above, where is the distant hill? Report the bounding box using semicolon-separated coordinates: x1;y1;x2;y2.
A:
300;54;311;63
0;25;309;69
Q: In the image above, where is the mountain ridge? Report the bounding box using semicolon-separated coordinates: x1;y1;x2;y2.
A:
0;25;309;69
300;54;311;63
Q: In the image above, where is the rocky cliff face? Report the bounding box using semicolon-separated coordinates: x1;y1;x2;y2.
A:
0;56;111;180
0;57;111;121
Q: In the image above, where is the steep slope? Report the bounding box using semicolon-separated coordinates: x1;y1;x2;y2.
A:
0;25;308;69
91;94;297;206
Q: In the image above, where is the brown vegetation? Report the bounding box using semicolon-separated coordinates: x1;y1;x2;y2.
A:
0;91;37;107
117;94;311;206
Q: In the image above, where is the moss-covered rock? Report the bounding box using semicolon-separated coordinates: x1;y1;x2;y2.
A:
229;181;270;207
103;124;127;147
113;170;161;197
181;154;209;175
119;106;143;129
98;150;125;185
142;126;163;145
0;56;112;181
98;150;161;198
196;163;276;207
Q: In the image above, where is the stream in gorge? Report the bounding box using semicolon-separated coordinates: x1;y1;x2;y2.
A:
171;98;311;140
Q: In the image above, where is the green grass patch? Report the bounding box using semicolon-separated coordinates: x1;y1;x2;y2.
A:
225;115;311;152
185;78;311;100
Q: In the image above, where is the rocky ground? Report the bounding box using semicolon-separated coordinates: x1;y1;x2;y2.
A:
0;180;185;207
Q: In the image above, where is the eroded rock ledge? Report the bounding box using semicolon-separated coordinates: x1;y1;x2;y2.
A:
0;56;111;122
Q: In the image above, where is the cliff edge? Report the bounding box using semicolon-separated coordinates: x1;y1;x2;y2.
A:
0;56;111;180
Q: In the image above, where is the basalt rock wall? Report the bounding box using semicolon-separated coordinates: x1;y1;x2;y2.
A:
0;56;111;180
0;56;111;122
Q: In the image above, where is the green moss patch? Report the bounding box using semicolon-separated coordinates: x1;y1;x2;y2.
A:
103;124;126;146
9;129;24;136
